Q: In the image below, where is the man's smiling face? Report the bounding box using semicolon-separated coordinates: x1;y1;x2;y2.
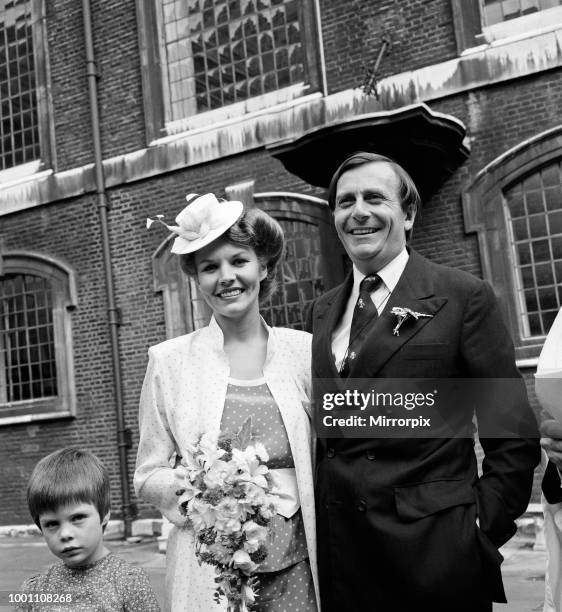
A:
334;161;415;275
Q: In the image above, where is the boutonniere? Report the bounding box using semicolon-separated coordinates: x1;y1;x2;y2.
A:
390;307;433;336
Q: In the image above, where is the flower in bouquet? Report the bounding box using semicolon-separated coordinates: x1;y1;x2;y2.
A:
214;498;247;534
176;416;278;611
204;459;237;489
242;521;269;554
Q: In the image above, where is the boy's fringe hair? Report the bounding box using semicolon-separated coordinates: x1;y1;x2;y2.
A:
27;448;110;528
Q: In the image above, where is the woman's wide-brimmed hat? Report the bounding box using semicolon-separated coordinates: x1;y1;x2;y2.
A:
147;193;244;254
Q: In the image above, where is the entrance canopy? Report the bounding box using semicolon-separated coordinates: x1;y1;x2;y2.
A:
269;103;470;202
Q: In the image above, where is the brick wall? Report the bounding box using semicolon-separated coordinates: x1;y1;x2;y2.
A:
46;0;145;172
321;0;458;94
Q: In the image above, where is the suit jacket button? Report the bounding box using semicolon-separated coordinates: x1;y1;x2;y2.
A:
366;451;375;461
357;499;367;512
327;447;335;458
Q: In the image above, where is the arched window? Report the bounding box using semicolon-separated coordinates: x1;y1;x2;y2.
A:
152;192;345;337
463;128;562;362
504;161;562;338
0;252;76;423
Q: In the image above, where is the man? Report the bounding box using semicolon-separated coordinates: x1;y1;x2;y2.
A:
307;152;540;611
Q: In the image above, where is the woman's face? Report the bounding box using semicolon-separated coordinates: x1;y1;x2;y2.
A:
194;238;267;321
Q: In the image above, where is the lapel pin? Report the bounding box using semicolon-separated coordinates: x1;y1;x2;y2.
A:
390;307;434;336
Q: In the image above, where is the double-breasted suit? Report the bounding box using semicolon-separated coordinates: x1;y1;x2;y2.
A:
308;249;540;612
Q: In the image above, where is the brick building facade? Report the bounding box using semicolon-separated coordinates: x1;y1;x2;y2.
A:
1;0;561;525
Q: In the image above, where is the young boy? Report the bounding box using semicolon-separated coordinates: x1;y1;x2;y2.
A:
17;448;160;611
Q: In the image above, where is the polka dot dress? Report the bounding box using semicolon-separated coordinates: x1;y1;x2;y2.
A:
221;378;317;612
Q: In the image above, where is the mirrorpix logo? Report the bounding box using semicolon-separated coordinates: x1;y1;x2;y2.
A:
320;388;435;429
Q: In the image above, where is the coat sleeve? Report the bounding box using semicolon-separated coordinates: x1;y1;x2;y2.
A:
462;281;541;546
543;461;562;503
134;348;188;527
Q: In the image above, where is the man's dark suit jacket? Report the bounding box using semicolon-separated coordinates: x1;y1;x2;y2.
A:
308;249;540;612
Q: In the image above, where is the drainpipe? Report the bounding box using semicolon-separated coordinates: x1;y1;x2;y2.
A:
82;0;133;537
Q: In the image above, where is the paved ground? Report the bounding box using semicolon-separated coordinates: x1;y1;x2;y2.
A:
0;534;548;611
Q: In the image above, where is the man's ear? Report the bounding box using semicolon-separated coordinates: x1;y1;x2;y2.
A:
404;204;417;229
101;510;110;529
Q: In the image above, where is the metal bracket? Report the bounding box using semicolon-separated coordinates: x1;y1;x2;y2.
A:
108;306;122;326
360;34;391;99
119;427;133;449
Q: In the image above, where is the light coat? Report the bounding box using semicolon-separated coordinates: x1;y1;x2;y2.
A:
134;317;319;611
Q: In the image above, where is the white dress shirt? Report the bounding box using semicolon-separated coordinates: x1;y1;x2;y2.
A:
332;248;409;370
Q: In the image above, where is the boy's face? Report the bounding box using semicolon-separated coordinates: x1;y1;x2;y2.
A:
39;502;110;568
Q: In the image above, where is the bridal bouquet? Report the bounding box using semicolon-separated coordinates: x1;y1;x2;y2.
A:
176;417;278;612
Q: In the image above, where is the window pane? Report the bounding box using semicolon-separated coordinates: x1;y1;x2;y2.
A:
0;0;40;169
505;159;562;337
516;242;531;265
535;262;554;285
548;210;562;234
159;0;309;119
532;239;550;262
525;190;544;214
0;273;57;403
529;215;547;238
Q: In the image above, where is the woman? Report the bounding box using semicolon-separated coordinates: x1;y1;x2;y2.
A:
134;193;319;611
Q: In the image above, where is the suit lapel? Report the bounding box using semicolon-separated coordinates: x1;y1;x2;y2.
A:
314;272;354;381
347;251;448;379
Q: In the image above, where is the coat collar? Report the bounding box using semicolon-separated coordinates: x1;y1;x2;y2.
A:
314;272;354;380
206;314;277;369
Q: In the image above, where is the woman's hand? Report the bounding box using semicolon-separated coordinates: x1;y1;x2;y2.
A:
540;419;562;468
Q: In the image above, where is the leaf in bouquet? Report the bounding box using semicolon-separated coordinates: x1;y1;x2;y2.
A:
249;543;268;564
232;416;254;450
198;526;217;545
203;487;226;506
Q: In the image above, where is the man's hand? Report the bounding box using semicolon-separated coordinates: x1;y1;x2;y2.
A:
540;419;562;468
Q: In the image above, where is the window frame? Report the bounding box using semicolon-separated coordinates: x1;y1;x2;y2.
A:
451;0;562;54
462;129;562;362
0;251;76;425
136;0;323;143
0;0;54;182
